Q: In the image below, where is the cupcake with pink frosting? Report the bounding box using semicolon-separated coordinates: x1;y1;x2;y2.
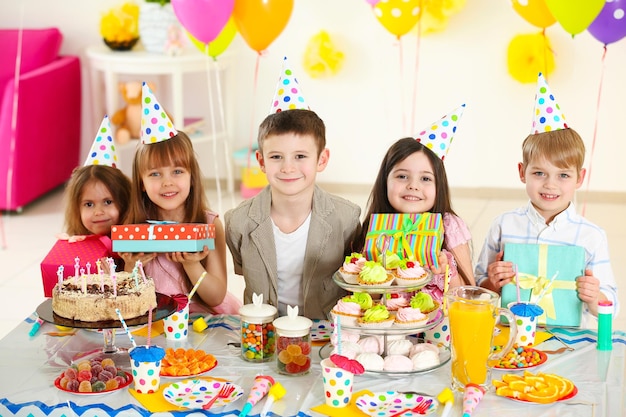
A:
338;253;366;284
394;306;429;328
393;259;429;286
330;298;362;326
384;293;410;312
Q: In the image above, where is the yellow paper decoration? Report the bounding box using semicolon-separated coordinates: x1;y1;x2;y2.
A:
411;0;467;35
302;30;344;79
100;2;139;43
507;32;555;84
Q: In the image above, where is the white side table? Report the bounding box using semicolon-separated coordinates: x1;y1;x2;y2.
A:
85;44;234;194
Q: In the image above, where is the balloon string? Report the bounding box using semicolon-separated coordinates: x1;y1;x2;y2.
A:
213;58;235;207
203;42;223;214
582;45;607;217
541;28;548;77
410;3;423;135
246;54;261;172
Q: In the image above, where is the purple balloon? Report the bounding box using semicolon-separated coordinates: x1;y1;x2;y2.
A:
172;0;234;44
588;0;626;45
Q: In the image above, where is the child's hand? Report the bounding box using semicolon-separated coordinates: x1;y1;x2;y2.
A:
577;269;605;316
118;252;157;272
429;251;449;275
485;251;514;291
166;246;209;265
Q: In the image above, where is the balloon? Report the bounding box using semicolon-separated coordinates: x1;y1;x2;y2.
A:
365;0;380;6
233;0;294;53
507;32;555;83
373;0;422;39
171;0;234;44
188;17;237;60
544;0;604;36
511;0;556;28
588;0;626;45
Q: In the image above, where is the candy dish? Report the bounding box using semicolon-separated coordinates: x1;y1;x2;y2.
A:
159;348;218;378
163;379;243;409
54;371;132;395
355;391;438;416
160;367;216;380
491;347;548;370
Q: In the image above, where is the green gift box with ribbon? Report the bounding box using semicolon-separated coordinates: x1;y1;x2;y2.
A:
502;243;585;327
363;213;443;268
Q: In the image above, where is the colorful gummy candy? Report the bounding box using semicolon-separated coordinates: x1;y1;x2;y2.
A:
57;357;128;393
276;336;311;375
241;321;276;362
493;344;544;369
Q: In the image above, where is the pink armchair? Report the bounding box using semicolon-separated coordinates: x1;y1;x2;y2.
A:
0;28;81;211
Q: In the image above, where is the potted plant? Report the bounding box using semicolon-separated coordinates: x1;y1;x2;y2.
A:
139;0;180;53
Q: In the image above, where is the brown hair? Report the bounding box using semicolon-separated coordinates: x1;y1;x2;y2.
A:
125;131;208;223
355;137;472;285
522;128;586;178
257;109;326;155
64;165;131;235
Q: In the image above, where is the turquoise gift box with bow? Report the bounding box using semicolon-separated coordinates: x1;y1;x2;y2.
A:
363;213;443;269
111;221;215;253
502;243;585;328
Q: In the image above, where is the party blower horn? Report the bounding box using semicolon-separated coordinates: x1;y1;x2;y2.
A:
462;383;486;417
239;375;275;417
260;381;286;417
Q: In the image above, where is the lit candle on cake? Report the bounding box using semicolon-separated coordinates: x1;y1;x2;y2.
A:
96;259;103;291
57;265;64;287
74;256;80;284
132;264;139;288
81;268;86;294
137;260;147;284
86;261;91;275
108;258;117;297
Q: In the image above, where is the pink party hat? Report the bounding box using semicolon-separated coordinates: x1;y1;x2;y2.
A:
269;56;310;113
415;104;465;160
531;72;568;134
462;383;486;417
84;115;118;167
141;82;177;144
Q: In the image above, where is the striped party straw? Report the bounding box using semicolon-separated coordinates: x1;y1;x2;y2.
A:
115;308;137;348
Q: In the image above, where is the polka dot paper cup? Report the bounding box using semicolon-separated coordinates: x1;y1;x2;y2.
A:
508;302;542;346
321;358;355;408
422;316;450;348
129;345;165;394
164;301;189;340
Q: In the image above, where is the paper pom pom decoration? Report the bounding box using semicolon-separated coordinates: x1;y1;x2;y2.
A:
141;82;177;144
531;72;568;134
84;115;118;167
415;104;466;160
303;30;344;79
413;0;467;35
270;56;310;113
507;32;555;84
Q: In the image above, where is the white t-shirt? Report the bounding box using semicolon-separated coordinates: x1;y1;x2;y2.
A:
272;212;311;316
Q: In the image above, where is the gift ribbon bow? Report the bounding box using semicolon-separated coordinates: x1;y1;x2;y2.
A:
147;220;178;240
513;245;576;321
366;216;438;264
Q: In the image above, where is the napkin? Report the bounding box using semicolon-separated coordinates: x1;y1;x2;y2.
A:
131;320;164;337
129;376;228;412
310;389;372;417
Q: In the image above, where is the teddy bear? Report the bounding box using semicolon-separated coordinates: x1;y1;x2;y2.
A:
111;81;145;144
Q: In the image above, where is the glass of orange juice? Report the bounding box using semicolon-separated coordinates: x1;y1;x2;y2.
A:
446;286;517;392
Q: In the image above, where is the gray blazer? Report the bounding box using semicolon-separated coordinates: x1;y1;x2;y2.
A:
225;185;361;319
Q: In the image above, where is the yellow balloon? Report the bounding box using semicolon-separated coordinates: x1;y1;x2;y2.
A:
545;0;604;36
233;0;294;53
511;0;556;29
373;0;422;39
188;18;237;60
507;32;555;84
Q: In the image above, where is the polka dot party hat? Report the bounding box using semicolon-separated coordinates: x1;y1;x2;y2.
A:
531;72;568;134
141;82;177;144
269;56;310;113
83;115;118;167
415;104;465;161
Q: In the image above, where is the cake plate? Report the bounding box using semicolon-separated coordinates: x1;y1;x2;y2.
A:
36;293;177;365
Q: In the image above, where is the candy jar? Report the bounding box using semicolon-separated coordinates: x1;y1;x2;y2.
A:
273;305;313;376
239;293;278;363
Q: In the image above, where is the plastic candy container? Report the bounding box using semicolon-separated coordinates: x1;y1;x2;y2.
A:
239;294;278;363
273;306;313;376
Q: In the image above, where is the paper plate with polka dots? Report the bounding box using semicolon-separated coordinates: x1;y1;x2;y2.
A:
163;379;243;409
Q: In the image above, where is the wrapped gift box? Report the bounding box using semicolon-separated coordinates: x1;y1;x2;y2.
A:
112;222;215;253
502;243;585;327
363;212;443;268
40;235;113;297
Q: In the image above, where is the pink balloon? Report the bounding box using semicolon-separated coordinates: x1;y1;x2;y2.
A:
172;0;234;44
365;0;380;5
588;0;626;45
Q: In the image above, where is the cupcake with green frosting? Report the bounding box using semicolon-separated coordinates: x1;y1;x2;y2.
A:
410;291;440;321
343;292;373;311
357;304;394;328
358;261;394;287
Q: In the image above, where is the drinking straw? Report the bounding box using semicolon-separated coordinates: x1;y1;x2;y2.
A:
515;264;520;304
334;314;342;355
443;264;450;315
115;308;137;348
188;271;207;300
147;306;153;347
535;271;560;304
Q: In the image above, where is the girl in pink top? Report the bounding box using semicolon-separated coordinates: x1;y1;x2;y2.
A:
122;131;241;314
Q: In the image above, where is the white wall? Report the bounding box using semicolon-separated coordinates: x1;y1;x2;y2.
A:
3;0;625;192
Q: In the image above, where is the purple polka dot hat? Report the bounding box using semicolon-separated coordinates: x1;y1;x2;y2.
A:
415;104;466;161
269;56;310;113
141;82;177;144
531;72;568;134
83;115;119;167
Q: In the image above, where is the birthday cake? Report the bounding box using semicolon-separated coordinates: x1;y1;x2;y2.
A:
51;272;157;322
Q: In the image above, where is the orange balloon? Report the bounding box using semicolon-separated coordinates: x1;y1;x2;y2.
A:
512;0;556;29
233;0;294;52
373;0;422;39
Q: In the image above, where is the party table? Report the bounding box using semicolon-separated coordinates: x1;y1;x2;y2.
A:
0;313;624;417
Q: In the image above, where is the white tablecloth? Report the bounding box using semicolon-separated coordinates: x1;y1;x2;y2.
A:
0;314;625;417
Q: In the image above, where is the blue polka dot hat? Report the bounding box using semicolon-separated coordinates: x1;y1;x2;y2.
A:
141;82;177;144
531;72;568;134
83;115;119;167
269;56;310;113
415;104;466;161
